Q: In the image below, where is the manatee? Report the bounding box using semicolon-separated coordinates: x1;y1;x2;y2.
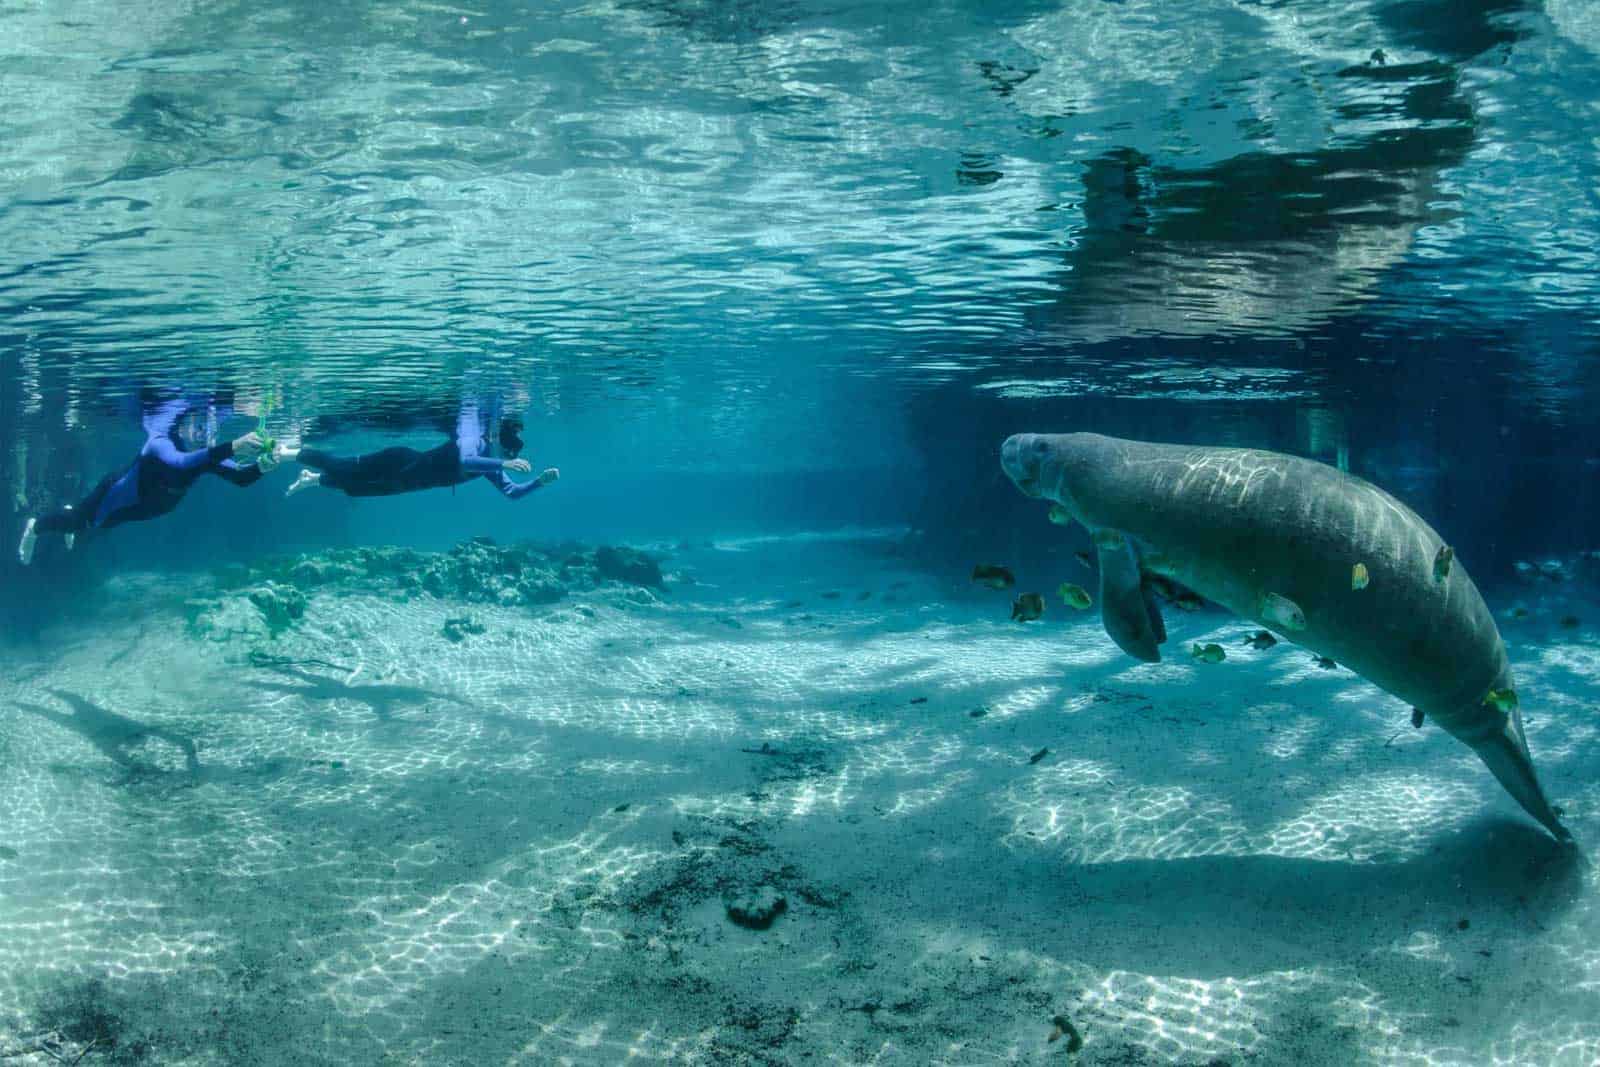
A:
1000;431;1573;844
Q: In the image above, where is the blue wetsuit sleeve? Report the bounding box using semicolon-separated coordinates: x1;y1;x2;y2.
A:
485;470;543;500
147;436;235;471
213;458;263;487
460;454;503;474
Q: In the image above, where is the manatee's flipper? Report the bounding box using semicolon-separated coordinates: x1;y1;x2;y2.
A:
1471;716;1574;845
1140;579;1168;646
1096;531;1162;662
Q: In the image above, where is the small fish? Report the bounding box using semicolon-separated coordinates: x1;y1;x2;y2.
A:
1146;575;1182;600
0;845;18;861
1560;615;1580;629
1433;544;1454;583
1313;655;1338;670
1047;1015;1084;1053
1057;583;1092;610
1011;592;1045;621
1073;550;1093;570
1351;562;1370;591
1091;528;1125;550
1411;707;1425;729
971;564;1016;590
1245;630;1278;650
1482;687;1518;713
1029;747;1050;764
1261;591;1307;631
1509;606;1530;620
1190;642;1226;663
1047;504;1074;526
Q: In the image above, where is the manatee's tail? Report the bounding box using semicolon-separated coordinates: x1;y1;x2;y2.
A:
1472;719;1575;846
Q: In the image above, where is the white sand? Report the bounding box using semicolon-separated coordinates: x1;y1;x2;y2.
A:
1;533;1597;1065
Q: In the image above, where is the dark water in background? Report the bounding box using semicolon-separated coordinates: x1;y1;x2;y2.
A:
3;0;1600;621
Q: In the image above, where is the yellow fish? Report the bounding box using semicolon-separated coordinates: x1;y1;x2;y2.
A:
1057;583;1092;610
1482;687;1518;713
1351;562;1369;590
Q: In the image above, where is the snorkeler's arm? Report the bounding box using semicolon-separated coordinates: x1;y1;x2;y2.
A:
212;459;265;487
485;469;544;500
147;435;234;471
460;454;508;474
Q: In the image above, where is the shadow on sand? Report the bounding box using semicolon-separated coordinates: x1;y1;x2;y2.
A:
13;688;200;776
952;816;1588;981
251;663;471;722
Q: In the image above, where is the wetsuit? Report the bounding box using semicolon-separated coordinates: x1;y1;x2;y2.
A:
33;400;262;536
297;401;544;500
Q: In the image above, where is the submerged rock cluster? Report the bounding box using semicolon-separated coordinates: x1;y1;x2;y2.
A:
184;538;667;642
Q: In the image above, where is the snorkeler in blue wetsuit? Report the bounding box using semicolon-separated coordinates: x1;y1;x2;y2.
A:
17;399;271;565
280;402;558;500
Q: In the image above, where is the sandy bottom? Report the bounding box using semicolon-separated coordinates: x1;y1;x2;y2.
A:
1;531;1598;1065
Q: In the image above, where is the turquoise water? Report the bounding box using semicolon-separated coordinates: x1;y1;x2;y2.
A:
4;1;1600;1063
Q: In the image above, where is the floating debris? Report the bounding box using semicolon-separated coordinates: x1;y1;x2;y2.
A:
1047;1014;1084;1053
972;564;1016;590
1057;583;1092;610
1245;630;1278;650
1351;562;1370;591
1433;545;1454;583
1190;642;1226;663
1012;592;1045;621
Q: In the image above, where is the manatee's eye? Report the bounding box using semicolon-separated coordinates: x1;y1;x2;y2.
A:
1033;439;1049;456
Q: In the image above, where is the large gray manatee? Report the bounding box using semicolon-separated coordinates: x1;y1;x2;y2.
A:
1000;431;1573;844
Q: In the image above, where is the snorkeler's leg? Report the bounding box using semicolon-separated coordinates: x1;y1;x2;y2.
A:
21;473;113;563
290;446;425;497
285;469;323;497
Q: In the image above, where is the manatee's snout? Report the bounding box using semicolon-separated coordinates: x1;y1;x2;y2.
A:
1002;433;1049;497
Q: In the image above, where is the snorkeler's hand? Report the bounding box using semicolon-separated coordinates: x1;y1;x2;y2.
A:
232;431;266;462
503;458;532;474
255;449;281;473
537;467;559;486
273;443;300;463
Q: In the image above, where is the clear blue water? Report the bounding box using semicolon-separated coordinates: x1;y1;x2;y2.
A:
3;1;1600;1063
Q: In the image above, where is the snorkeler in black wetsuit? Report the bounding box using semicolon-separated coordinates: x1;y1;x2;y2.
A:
280;401;558;501
17;399;271;565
